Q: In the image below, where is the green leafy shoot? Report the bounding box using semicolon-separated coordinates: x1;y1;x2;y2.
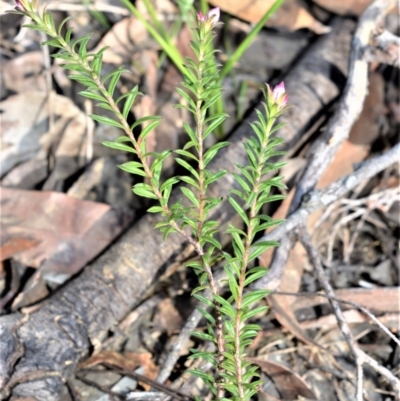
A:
14;2;289;399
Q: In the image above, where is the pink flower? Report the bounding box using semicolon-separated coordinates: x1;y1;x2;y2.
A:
267;82;288;110
207;7;220;23
272;82;285;101
197;7;220;25
14;0;26;11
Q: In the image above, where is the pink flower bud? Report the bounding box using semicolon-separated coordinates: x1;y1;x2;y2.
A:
197;7;220;25
267;82;288;111
14;0;26;11
197;11;206;22
272;82;285;102
207;7;220;23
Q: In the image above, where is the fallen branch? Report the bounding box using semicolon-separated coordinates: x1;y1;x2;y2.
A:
290;0;397;211
261;142;400;243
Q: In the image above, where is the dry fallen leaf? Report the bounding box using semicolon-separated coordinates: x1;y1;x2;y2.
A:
349;71;386;145
312;0;374;16
0;91;93;190
267;243;323;349
0;238;39;262
153;298;184;336
80;351;158;390
0;187;130;308
1;51;47;94
93;16;149;65
209;0;330;33
291;287;400;314
248;356;316;399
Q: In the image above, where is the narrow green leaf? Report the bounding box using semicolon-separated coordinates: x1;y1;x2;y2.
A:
138;119;161;141
227;196;249;226
147;206;164;213
160;177;180;192
201;235;221;250
224;265;239;302
90;114;123;129
132;183;157;199
57;17;72;37
244;267;268;286
241;305;268;320
108;68;122;97
213;294;236;320
118;161;146;177
203;141;229;166
180;187;199;208
182;122;197;144
193;293;214;308
122;87;139;119
175;149;199;162
41;39;64;49
175;158;199;180
197;307;216;325
65;28;73;44
114;136;133;143
95;102;115;112
241;289;269;309
204;170;227;187
68;74;97;88
79;90;104;102
179;175;200;190
175;87;196;110
232;172;251;193
102;141;136;153
130;115;161;131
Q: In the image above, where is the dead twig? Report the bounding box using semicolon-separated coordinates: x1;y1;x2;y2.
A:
100;366;194;401
362;29;400;66
272;291;400;347
0;370;61;400
257;142;400;245
75;372;123;401
290;0;397;212
156;269;225;386
299;226;400;400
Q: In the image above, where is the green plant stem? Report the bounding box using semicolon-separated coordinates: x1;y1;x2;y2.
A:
53;32;227;396
48;33;205;260
118;0;190;79
195;35;225;401
233;117;275;400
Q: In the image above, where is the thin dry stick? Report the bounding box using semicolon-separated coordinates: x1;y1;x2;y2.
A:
272;291;400;347
300;227;363;401
39;30;55;138
157;269;225;385
362;29;400;66
257;142;400;245
299;226;400;400
290;0;397;212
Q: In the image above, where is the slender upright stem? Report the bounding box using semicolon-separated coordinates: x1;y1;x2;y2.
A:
233;118;275;400
194;38;225;401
